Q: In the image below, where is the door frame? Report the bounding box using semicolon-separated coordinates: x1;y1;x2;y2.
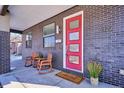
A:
63;11;84;73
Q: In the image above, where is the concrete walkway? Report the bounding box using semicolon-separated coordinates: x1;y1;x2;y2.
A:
0;55;119;88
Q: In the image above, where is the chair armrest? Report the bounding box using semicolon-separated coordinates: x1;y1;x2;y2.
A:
40;58;47;60
40;60;49;63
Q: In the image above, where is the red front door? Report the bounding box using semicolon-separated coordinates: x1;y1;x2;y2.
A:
65;14;82;72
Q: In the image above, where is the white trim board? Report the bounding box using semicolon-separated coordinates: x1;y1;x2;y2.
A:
63;11;84;73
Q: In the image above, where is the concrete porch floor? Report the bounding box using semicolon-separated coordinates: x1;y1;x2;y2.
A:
0;55;119;88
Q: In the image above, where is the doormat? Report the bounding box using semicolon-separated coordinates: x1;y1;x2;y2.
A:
56;71;85;84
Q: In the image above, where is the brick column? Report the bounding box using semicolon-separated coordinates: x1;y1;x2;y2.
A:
0;14;10;74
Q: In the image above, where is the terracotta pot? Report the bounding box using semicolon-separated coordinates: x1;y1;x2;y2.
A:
90;77;99;86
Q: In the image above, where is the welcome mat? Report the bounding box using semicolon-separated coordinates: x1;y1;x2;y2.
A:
56;71;85;84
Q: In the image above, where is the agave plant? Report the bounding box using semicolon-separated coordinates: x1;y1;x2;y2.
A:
87;61;103;78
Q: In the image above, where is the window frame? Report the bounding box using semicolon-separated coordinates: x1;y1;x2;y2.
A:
25;32;32;48
42;23;56;48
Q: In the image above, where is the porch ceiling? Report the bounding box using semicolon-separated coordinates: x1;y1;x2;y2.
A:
8;5;74;31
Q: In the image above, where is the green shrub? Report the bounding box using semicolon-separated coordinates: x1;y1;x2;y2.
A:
87;61;103;78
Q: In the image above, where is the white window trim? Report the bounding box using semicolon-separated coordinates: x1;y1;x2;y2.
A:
43;33;55;37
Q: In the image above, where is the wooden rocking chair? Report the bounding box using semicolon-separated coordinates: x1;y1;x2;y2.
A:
25;52;38;67
37;53;52;74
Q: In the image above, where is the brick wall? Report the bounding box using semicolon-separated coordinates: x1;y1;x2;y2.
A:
22;5;124;87
0;31;10;74
83;5;124;88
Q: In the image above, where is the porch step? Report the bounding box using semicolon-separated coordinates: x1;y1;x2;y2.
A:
0;75;24;88
10;67;16;71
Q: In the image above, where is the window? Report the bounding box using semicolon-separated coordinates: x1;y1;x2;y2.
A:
43;23;55;48
69;56;79;64
43;36;55;47
26;32;32;48
69;32;79;40
70;20;79;29
69;44;79;52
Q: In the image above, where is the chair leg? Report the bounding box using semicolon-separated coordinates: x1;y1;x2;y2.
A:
49;64;52;71
38;64;53;74
38;64;43;74
47;65;53;73
37;62;42;70
25;60;32;67
36;61;39;69
37;65;39;70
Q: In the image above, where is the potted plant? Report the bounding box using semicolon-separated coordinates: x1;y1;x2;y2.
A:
87;60;103;86
38;52;43;58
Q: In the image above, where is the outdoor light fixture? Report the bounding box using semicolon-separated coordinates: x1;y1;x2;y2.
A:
56;25;61;34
